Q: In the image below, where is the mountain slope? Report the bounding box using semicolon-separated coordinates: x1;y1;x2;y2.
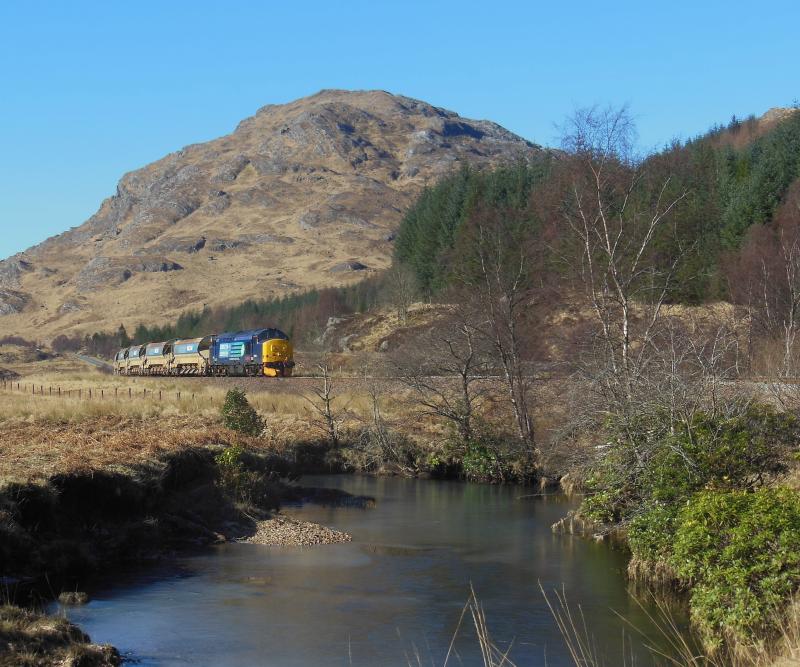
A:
0;90;542;340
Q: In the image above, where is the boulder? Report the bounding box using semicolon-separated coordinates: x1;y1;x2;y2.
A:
330;261;368;273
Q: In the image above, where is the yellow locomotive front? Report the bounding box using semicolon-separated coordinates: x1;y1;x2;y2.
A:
262;335;294;377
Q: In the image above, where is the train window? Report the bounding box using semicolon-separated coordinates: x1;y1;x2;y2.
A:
218;341;249;359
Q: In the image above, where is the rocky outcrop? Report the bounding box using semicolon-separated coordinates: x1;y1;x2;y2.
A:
207;234;295;252
0;257;33;288
76;256;183;291
0;288;28;315
58;299;85;314
137;237;207;255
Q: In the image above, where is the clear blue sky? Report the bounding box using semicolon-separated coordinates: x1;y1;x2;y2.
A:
1;0;798;259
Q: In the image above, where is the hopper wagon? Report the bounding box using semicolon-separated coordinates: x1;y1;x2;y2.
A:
123;345;146;375
171;336;214;375
141;342;171;375
113;349;127;374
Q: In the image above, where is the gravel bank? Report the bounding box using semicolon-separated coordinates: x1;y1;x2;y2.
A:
242;515;352;546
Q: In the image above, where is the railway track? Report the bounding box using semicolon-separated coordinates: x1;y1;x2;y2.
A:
72;353;114;372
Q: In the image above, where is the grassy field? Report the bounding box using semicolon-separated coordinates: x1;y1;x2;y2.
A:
0;358;454;484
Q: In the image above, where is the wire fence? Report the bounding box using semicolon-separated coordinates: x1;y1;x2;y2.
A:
0;379;203;403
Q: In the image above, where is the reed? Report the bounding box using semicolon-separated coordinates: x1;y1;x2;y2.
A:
541;583;800;667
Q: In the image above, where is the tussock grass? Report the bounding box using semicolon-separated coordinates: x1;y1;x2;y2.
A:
0;604;118;666
626;557;682;591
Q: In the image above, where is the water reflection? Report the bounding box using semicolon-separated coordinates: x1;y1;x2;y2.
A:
58;475;685;666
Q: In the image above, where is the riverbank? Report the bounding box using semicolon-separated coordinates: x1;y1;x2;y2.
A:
0;605;119;667
34;474;653;666
0;411;379;664
0;397;716;665
553;403;800;666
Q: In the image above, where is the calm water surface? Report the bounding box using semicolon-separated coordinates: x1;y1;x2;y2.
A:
56;475;685;666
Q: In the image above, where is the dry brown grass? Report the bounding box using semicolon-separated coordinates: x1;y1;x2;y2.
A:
0;415;266;484
0;367;451;484
0;604;118;666
0;360;568;487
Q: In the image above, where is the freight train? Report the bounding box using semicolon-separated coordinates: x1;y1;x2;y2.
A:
113;328;294;377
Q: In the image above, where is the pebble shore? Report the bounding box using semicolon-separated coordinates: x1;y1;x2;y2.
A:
241;515;352;546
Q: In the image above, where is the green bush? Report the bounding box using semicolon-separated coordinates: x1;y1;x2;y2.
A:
214;444;281;508
627;503;679;564
580;489;624;525
215;444;245;497
221;389;264;436
578;405;800;649
461;439;507;483
643;407;796;504
670;488;800;649
458;434;532;483
580;404;795;525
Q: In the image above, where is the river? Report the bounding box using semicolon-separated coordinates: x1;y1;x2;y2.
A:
55;475;688;665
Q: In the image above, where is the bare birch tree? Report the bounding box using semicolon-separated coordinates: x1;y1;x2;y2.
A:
395;304;492;443
303;361;344;448
385;263;418;326
454;207;539;449
735;220;800;377
560;106;688;413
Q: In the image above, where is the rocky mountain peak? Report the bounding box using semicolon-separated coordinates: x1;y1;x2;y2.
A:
0;90;542;339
